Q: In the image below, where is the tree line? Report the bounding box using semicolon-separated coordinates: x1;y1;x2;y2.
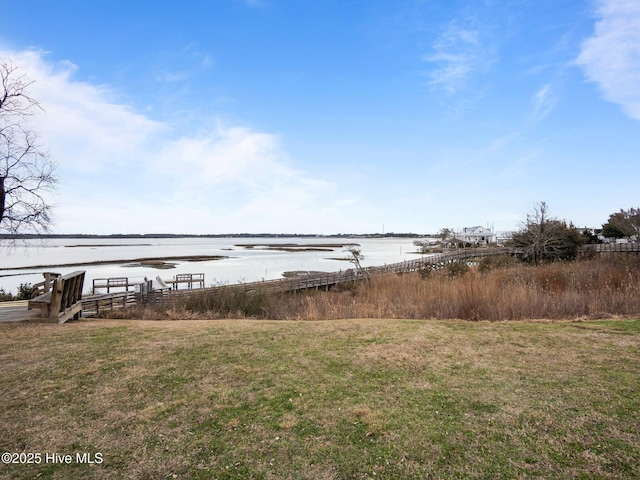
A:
510;202;638;265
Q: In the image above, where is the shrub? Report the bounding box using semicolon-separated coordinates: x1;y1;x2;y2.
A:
264;254;640;321
418;263;434;279
0;288;13;301
446;260;469;277
171;285;269;318
16;283;34;300
478;254;516;273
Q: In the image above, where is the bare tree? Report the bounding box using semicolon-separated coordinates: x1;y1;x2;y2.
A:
439;227;454;243
344;246;369;280
1;58;56;234
511;202;584;265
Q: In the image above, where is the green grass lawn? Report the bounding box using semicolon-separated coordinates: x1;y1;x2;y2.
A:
1;318;639;479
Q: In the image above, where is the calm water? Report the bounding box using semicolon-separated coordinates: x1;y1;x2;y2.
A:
0;237;424;295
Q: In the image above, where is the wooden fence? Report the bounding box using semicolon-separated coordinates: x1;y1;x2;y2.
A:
582;243;640;254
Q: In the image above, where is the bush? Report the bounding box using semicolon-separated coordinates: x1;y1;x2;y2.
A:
16;283;34;300
418;263;434;279
478;254;516;273
173;285;269;318
263;254;640;321
0;288;13;301
446;260;469;277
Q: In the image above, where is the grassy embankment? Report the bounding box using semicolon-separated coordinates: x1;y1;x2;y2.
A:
1;318;639;479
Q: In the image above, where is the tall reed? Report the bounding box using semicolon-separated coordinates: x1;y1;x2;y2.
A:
264;254;640;321
110;254;640;321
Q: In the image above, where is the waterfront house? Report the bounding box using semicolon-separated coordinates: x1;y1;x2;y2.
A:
459;226;497;245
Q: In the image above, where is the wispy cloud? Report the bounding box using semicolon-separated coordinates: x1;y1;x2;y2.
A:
531;84;556;121
154;43;214;84
575;0;640;120
182;42;215;68
423;19;496;94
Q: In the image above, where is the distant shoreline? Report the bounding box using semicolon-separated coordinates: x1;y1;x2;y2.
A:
0;232;422;240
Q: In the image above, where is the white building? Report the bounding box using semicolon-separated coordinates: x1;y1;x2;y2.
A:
495;231;514;245
458;226;497;245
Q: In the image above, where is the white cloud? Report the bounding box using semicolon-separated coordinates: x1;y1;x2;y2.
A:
5;50;164;173
0;49;338;234
156;124;288;185
424;20;496;94
575;0;640;120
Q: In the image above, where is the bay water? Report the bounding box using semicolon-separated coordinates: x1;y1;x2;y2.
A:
0;236;424;295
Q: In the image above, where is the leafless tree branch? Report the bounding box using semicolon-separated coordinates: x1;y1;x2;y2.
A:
1;57;57;235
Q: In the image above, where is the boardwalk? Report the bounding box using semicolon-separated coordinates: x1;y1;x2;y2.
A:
154;247;515;300
583;243;640;253
2;243;638;321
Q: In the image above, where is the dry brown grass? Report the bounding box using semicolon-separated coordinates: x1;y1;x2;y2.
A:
259;254;640;321
101;254;640;323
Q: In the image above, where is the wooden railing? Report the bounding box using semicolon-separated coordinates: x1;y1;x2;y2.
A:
30;272;61;298
154;247;516;301
28;270;86;323
164;273;205;290
81;243;640;316
582;243;640;253
93;277;140;293
81;291;138;316
276;247;513;292
80;248;515;315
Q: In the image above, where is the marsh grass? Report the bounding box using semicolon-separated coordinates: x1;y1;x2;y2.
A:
112;285;270;320
110;254;640;322
270;254;640;320
1;318;639;479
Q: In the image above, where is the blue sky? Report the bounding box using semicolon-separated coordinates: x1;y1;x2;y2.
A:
1;0;638;234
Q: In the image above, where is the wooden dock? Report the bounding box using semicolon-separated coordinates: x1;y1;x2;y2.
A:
3;243;638;322
0;248;519;321
162;247;517;301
